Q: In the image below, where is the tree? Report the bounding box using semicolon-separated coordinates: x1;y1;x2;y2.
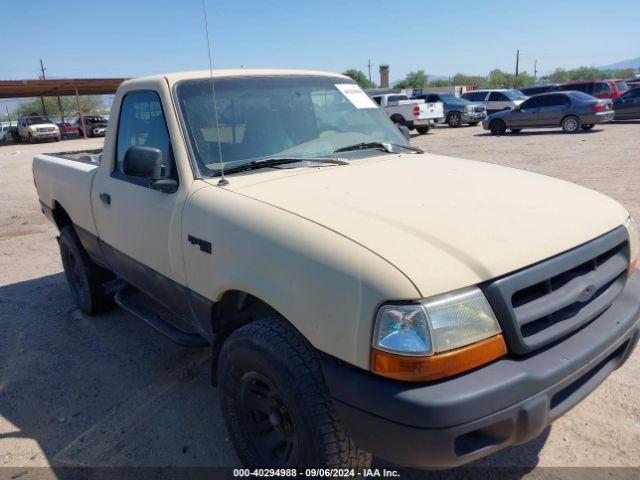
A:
342;69;375;89
16;95;105;119
395;70;429;89
451;73;487;88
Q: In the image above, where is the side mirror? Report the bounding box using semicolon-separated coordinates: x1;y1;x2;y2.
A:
123;146;163;179
150;178;178;194
397;124;411;140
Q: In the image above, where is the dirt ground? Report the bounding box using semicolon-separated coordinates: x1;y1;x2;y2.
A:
0;122;639;477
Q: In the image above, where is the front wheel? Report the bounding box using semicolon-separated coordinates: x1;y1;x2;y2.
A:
562;116;581;133
416;126;430;134
489;119;507;135
219;317;372;469
447;111;462;128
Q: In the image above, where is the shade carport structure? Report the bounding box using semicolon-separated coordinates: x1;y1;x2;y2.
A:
0;78;127;139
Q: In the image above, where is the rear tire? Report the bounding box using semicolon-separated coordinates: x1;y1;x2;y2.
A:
219;317;372;469
59;226;115;315
581;124;594;131
489;119;507;135
562;116;581;133
416;126;430;135
447;111;462;128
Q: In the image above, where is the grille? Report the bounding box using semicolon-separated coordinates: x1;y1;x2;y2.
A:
484;227;629;354
474;105;486;113
37;127;54;132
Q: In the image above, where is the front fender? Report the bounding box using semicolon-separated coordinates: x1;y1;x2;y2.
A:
182;185;420;369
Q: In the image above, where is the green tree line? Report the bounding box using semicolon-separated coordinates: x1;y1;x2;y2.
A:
343;66;636;90
8;95;105;121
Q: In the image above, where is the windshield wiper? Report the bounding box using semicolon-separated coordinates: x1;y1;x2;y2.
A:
334;142;423;154
214;157;348;176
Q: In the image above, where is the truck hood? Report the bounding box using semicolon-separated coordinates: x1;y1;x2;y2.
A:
219;154;628;298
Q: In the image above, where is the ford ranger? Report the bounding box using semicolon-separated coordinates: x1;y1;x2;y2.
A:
32;69;640;469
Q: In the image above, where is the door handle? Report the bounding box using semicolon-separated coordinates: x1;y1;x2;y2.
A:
99;192;111;205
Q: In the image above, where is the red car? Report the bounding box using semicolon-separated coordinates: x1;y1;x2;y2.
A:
57;122;79;139
552;79;629;99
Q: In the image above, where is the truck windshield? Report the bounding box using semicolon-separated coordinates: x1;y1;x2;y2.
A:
26;117;52;125
175;75;408;176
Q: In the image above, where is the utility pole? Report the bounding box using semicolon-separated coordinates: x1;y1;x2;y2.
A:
367;59;372;83
515;50;520;78
534;59;538;79
38;59;48;116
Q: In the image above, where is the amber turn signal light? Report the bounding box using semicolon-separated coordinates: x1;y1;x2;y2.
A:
629;256;637;277
371;334;507;382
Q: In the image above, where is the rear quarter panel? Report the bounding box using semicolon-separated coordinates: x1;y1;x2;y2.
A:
33;154;99;234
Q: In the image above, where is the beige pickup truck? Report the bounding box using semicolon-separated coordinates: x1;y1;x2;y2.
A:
33;69;639;469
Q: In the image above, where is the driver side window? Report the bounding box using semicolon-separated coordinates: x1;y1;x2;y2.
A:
115;91;175;184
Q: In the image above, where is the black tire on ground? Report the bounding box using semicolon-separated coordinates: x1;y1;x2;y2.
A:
510;128;522;133
562;115;581;133
416;126;430;134
489;119;507;135
59;225;115;315
28;133;35;144
55;136;61;142
218;317;373;469
447;111;462;128
468;122;479;126
581;124;594;131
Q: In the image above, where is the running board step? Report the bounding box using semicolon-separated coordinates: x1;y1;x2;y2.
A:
114;286;209;347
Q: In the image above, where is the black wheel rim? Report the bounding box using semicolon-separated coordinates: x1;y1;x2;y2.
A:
239;371;298;465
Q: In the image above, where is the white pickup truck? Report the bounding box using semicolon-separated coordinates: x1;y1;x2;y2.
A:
371;93;444;134
33;69;639;470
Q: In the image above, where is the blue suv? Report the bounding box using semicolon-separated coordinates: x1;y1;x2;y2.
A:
414;92;486;127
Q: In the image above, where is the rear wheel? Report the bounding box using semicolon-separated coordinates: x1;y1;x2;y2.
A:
219;317;372;469
447;111;462;128
416;126;430;134
562;116;581;133
489;119;507;135
581;124;594;131
59;226;115;315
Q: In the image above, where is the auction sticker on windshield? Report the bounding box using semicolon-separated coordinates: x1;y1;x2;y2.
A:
335;83;378;109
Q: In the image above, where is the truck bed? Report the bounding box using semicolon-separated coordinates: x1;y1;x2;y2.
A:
33;149;102;237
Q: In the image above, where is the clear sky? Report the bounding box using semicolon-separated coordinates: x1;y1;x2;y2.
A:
2;0;638;84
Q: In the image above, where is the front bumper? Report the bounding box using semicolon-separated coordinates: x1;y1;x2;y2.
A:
462;111;487;123
322;273;640;469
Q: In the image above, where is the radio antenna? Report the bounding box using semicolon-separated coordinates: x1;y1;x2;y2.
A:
201;0;227;186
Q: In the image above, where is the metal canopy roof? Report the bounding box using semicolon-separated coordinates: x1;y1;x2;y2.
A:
0;78;128;98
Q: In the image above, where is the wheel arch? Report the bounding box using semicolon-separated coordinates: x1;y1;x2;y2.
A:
51;201;73;231
210;289;291;385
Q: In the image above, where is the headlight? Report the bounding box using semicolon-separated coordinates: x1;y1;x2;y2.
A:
463;105;471;113
372;287;506;382
625;216;638;275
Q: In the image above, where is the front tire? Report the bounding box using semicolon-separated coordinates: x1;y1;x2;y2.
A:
219;317;372;469
416;126;430;134
59;226;114;315
489;119;507;135
562;116;581;133
447;111;462;128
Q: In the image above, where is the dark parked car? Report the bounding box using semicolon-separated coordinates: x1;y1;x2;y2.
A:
482;91;614;135
551;80;628;100
519;84;557;96
74;115;108;137
613;87;640;120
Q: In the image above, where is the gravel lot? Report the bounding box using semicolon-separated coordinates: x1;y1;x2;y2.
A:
0;122;639;477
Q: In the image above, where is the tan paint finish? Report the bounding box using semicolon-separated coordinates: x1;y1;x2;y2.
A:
33;70;631;370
